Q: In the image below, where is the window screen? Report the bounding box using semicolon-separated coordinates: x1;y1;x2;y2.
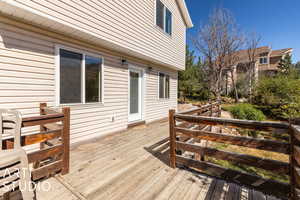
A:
159;73;165;98
260;57;268;64
85;56;102;103
165;8;172;35
156;0;164;29
60;49;82;104
165;75;170;98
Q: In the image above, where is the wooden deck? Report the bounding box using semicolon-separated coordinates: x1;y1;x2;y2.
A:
31;119;282;200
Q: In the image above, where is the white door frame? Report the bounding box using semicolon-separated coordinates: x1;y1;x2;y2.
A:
128;65;144;123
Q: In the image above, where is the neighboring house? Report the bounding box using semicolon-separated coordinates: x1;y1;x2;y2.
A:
223;46;293;94
0;0;193;143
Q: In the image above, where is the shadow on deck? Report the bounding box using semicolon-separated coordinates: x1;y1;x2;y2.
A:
4;120;283;200
145;137;283;200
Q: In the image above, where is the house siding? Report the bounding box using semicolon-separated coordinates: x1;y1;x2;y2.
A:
6;0;186;70
269;56;282;69
0;17;178;144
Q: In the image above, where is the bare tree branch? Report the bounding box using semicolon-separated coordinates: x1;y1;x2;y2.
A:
192;7;245;101
246;33;261;102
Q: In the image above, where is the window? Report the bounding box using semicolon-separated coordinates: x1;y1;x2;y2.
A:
165;8;172;35
156;0;164;29
58;48;102;104
85;56;102;103
159;72;170;99
159;73;165;98
165;74;170;98
60;49;82;104
260;57;268;64
156;0;172;35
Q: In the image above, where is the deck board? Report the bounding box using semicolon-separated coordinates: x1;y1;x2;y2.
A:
7;120;284;200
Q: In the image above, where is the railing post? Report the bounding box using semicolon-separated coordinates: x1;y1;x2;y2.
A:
195;105;204;161
61;106;70;175
209;100;213;132
39;103;47;130
169;109;176;168
210;101;213;117
218;101;222;117
218;101;222;134
34;103;47;169
291;124;300;199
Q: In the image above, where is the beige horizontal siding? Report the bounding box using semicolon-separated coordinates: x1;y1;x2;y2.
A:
9;0;186;70
145;67;178;122
0;20;178;144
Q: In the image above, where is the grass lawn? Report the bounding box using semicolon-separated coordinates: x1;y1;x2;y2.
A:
207;142;289;183
181;100;289;183
203;102;289;183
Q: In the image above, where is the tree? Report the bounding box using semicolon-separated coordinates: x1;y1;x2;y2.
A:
178;46;206;101
229;65;239;102
192;7;244;101
254;75;300;119
295;61;300;69
278;54;293;74
246;33;261;102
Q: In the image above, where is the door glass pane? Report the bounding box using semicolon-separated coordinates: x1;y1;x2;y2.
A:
159;73;165;98
86;56;102;103
60;49;82;104
130;71;139;114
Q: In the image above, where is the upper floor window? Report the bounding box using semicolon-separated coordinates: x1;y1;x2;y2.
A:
156;0;172;35
159;72;170;99
165;8;172;35
156;0;164;29
59;48;103;104
259;57;268;64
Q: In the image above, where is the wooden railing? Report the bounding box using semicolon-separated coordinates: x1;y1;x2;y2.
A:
169;102;300;199
291;124;300;199
2;103;70;181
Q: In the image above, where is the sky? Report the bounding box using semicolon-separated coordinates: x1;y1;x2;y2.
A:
185;0;300;63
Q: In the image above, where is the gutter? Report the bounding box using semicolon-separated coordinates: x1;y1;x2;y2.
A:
175;0;193;28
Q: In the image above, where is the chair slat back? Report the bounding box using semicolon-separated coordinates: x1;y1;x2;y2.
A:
0;109;22;150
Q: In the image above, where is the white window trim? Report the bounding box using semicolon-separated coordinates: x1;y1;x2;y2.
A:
259;56;268;64
158;72;170;100
55;44;104;106
154;0;172;36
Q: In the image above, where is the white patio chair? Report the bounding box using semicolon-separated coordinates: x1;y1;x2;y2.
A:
0;109;34;200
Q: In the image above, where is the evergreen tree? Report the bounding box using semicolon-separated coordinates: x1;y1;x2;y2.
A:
278;54;293;74
178;46;209;102
295;61;300;69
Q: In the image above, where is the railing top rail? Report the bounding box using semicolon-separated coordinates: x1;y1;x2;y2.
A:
22;113;64;123
175;126;290;154
192;101;220;107
176;107;203;115
175;114;290;130
177;101;220;115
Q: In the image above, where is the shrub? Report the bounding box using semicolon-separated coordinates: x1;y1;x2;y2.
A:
228;104;266;138
253;75;300;119
229;104;266;121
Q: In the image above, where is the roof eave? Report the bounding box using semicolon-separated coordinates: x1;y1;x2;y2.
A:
0;0;184;71
176;0;193;28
